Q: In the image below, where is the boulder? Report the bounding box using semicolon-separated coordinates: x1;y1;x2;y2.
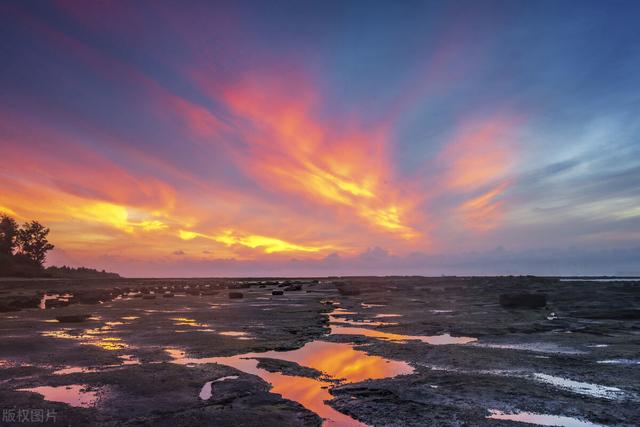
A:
499;293;547;309
272;290;284;296
284;285;302;291
229;292;244;299
74;290;112;304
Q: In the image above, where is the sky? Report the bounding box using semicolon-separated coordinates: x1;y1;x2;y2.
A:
1;0;639;277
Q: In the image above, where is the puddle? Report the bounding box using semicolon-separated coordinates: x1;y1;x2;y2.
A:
52;354;140;376
487;409;606;427
559;278;639;282
330;325;475;344
361;303;386;309
327;308;475;344
167;340;413;426
16;384;102;408
219;331;252;340
533;373;628;399
471;342;584;355
42;324;128;351
199;375;239;400
330;317;398;327
171;317;210;328
597;359;640;365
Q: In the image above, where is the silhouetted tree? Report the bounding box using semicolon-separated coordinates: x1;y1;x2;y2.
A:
0;214;18;255
16;220;54;266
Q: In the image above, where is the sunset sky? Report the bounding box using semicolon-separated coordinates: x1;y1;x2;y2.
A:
1;1;639;276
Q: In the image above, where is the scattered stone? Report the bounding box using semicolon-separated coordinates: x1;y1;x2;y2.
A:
272;290;284;296
229;292;244;299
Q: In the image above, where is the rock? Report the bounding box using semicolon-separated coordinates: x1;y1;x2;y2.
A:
272;290;284;296
336;284;361;296
284;285;302;291
499;293;547;309
142;294;156;300
55;314;92;323
572;309;640;320
255;358;323;378
163;292;174;298
229;292;244;299
0;296;40;312
46;299;71;308
74;290;112;304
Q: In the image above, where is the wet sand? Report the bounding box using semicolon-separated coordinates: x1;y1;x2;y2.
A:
0;277;638;426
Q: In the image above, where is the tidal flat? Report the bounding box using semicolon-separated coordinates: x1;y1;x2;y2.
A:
0;277;638;426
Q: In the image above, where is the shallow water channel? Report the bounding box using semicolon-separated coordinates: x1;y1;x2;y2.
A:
166;307;478;426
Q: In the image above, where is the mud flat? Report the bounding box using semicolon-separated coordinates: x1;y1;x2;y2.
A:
0;276;638;426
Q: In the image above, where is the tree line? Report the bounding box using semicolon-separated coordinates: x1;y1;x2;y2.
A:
0;214;55;276
1;214;54;265
0;213;120;278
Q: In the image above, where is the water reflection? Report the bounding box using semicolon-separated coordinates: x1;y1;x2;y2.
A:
330;325;476;344
219;331;252;340
328;308;476;345
487;409;606;427
533;373;628;400
167;340;413;426
39;293;73;309
41;322;128;351
16;384;102;408
199;376;239;400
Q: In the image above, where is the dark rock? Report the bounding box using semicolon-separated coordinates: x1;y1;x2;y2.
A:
229;292;244;299
499;293;547;309
336;284;361;296
142;294;156;300
272;290;284;296
163;292;174;298
284;285;302;291
0;296;40;312
255;358;323;378
74;290;112;304
572;309;640;320
55;314;92;323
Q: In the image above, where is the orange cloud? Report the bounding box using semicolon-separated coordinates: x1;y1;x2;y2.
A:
179;229;324;254
433;116;519;233
187;71;421;239
457;181;510;231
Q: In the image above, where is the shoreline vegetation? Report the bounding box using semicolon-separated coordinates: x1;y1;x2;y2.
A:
0;213;120;279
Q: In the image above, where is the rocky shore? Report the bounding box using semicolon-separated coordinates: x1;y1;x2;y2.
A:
0;276;638;426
